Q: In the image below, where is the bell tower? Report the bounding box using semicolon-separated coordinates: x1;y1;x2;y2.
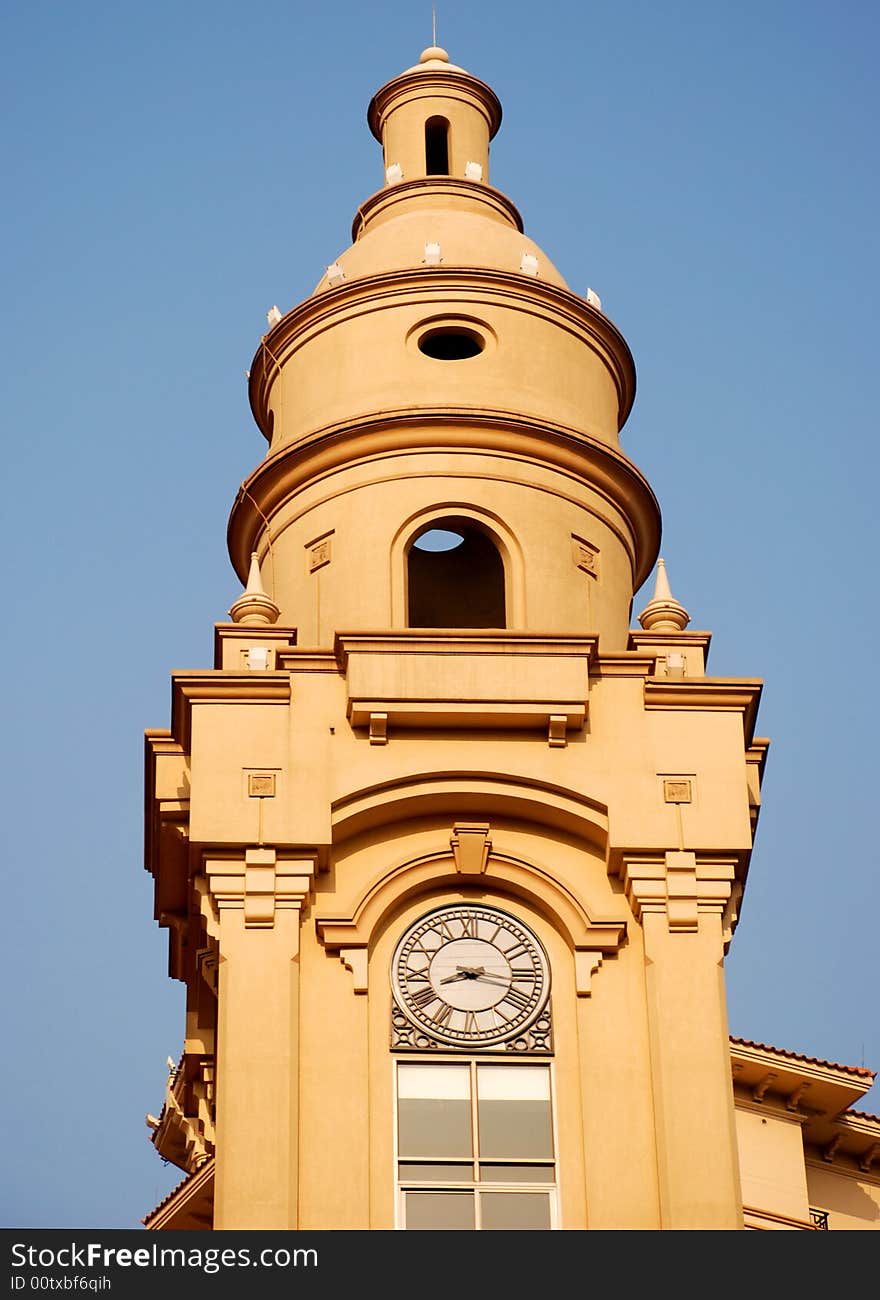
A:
144;45;769;1231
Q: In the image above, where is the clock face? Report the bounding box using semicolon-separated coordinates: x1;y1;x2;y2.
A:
392;905;550;1046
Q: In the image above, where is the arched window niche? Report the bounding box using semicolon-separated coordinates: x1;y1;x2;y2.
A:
425;116;450;175
407;515;507;629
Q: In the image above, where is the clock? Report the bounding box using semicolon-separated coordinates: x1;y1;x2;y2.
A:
392;904;550;1047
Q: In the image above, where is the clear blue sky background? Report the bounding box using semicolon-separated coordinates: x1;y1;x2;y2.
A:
2;1;877;1228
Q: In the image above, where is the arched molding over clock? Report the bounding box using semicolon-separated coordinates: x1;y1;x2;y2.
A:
330;771;610;852
315;845;626;996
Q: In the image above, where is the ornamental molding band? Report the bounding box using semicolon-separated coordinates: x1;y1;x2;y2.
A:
390;1003;553;1054
329;772;610;851
227;411;661;587
612;851;740;934
316;842;625;994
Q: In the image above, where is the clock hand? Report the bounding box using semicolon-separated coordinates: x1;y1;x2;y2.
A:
470;972;514;988
439;965;487;984
439;970;472;984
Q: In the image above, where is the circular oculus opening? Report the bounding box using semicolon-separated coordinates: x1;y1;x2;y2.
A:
418;327;485;361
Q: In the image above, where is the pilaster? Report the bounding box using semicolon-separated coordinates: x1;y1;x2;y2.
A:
616;852;743;1229
202;848;316;1230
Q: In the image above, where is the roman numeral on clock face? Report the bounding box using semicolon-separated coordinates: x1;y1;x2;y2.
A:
409;987;437;1009
503;987;533;1012
430;1001;454;1028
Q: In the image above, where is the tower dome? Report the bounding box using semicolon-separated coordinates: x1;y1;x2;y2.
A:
234;49;659;650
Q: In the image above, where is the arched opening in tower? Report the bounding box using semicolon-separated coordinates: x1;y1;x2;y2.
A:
425;117;450;175
408;522;506;628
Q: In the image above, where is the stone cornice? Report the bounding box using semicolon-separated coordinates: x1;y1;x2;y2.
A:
170;671;291;751
591;652;657;679
334;630;599;666
352;177;522;239
643;678;763;746
628;629;713;662
336;631;594;742
228;409;659;589
367;65;503;142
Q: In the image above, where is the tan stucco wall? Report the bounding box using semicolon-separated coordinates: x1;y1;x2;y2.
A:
806;1162;880;1230
736;1106;810;1225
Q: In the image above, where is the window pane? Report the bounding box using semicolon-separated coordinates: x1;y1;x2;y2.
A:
398;1064;470;1099
476;1065;550;1100
398;1100;472;1158
405;1191;475;1230
398;1063;472;1158
476;1066;553;1159
399;1163;473;1183
479;1164;554;1184
480;1192;552;1230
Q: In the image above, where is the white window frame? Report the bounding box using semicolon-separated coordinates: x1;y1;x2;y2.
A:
393;1057;560;1230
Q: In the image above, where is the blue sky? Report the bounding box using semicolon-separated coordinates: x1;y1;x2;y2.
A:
2;1;878;1227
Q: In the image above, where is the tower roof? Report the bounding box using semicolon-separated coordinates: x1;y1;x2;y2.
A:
314;47;567;294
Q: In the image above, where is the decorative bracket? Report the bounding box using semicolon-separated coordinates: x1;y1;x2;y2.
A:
548;715;568;748
823;1135;842;1163
859;1143;879;1174
574;951;603;996
752;1072;777;1103
340;947;368;994
785;1081;810;1112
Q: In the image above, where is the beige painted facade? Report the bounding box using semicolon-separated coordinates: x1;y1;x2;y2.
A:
143;47;879;1231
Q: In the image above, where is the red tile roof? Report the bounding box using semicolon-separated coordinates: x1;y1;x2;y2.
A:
730;1036;875;1079
142;1162;208;1225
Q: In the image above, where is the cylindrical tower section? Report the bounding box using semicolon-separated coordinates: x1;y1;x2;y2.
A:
231;48;661;651
368;47;501;186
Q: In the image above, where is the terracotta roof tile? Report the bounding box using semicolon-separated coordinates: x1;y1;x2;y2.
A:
142;1161;210;1225
730;1036;875;1079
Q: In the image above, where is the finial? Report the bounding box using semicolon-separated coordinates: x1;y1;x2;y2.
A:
228;552;280;626
420;45;449;63
638;558;690;632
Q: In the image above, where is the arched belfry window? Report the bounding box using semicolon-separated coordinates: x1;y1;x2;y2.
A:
425;116;450;175
407;519;506;628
